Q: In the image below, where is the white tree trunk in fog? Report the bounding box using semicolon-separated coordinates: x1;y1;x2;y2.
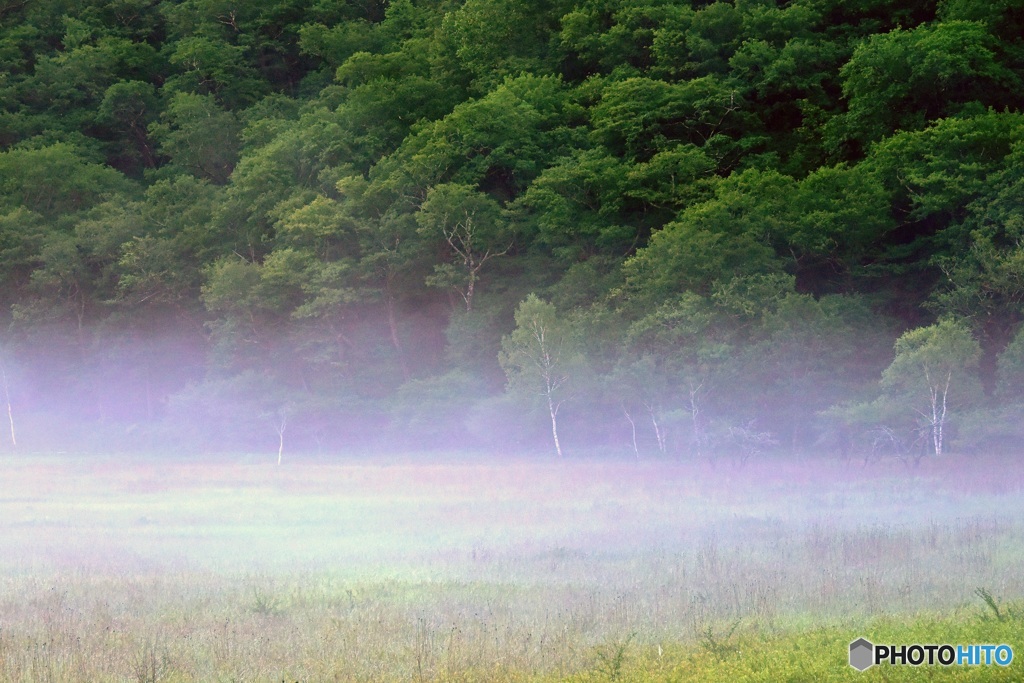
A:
882;319;980;461
276;415;287;465
499;295;576;458
531;321;567;458
687;381;704;458
643;400;665;454
0;352;14;450
547;392;563;458
623;404;639;460
927;368;951;457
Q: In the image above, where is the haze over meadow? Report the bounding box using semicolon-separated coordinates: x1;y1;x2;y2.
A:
1;0;1024;680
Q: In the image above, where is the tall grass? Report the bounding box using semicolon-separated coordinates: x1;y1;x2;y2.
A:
0;453;1021;680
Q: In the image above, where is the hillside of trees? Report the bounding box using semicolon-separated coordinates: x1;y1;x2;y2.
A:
1;0;1023;459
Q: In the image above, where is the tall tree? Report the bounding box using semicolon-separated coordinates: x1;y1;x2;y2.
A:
881;318;982;456
416;183;510;312
500;294;579;456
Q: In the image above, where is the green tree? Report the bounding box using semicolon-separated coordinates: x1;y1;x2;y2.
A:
619;169;789;305
499;294;580;456
416;183;510;312
109;175;220;317
590;75;751;164
332;45;459;168
831;21;1019;150
997;324;1024;402
784;163;894;274
881;318;982;456
164;35;268;107
0;142;134;219
441;0;560;92
864;111;1024;225
149;92;241;184
98;80;159;171
366;74;579;204
560;0;687;75
622;291;726;457
928;138;1024;384
518;149;634;263
0;208;48;308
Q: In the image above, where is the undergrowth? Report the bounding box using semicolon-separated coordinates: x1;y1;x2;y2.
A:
564;602;1024;683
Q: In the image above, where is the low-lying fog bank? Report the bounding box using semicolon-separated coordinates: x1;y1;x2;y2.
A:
0;453;1021;681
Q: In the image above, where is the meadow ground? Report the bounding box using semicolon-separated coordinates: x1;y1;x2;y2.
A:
0;451;1022;681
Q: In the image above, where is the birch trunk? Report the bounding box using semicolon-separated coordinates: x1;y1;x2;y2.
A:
0;354;14;450
547;394;562;458
623;404;639;460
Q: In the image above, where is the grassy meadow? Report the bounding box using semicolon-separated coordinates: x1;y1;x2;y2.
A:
0;452;1022;681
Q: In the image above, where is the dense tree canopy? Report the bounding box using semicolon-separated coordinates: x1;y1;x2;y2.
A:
1;0;1023;458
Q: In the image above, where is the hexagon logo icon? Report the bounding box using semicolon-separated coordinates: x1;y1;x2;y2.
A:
850;637;874;671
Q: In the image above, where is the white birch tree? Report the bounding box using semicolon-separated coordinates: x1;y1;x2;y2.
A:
881;318;981;457
499;295;578;457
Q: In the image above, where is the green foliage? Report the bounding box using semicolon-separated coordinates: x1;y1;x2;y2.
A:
500;294;578;399
370;73;580;201
589;75;750;162
560;0;687;75
3;0;1024;452
443;0;562;91
929;136;1024;348
997;325;1024;400
520;149;635;262
833;21;1020;149
697;620;741;660
416;183;510;310
149;92;241;183
865;111;1024;222
785;163;894;264
975;587;1012;622
882;318;982;400
0;142;134;218
620;169;789;303
592;633;634;681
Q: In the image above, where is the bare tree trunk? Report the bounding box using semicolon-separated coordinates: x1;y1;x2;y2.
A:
521;315;569;459
688;381;704;459
439;210;508;314
547;394;562;458
276;415;287;465
935;371;951;456
0;353;14;450
464;269;475;313
623;404;639;460
643;400;666;454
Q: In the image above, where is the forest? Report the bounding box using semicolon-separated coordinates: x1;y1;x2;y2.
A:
1;0;1023;459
